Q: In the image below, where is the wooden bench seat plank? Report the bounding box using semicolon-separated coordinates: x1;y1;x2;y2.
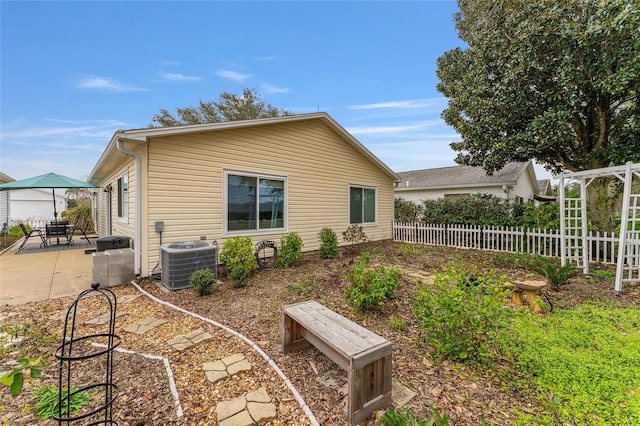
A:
284;301;388;356
282;300;392;425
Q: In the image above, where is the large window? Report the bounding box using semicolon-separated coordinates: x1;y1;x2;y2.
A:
349;186;376;224
226;171;286;233
117;173;128;220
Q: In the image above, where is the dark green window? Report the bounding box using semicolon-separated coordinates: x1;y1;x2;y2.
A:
349;186;376;224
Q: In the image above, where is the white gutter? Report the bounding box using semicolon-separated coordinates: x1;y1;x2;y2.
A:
116;135;142;276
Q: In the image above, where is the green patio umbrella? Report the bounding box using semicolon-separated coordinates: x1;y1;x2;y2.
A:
0;172;100;220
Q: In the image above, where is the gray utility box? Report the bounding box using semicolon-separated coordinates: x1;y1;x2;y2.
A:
160;241;217;290
97;235;131;252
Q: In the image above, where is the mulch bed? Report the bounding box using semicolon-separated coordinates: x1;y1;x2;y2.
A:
1;241;638;425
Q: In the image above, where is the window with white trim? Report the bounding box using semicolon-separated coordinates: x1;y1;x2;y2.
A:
349;186;376;224
225;171;286;233
117;173;128;220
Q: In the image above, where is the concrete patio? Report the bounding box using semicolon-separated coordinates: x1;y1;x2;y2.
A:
0;236;97;305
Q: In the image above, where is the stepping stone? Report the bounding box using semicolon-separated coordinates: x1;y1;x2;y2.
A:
246;388;276;423
0;312;19;321
124;317;167;334
316;372;417;413
50;308;87;320
0;332;24;348
118;294;141;304
167;328;213;351
392;380;417;407
215;388;276;426
203;353;252;384
84;311;128;326
404;270;435;284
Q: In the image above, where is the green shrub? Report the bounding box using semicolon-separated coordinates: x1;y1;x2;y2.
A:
277;232;303;267
190;268;216;296
342;224;368;252
0;356;43;397
413;268;513;364
421;194;520;227
394;198;422;223
343;252;401;311
8;224;26;237
219;236;257;287
62;203;93;232
35;384;92;419
528;256;577;290
390;316;406;331
318;227;339;259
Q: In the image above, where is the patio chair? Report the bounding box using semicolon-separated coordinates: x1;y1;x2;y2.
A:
74;223;92;244
46;221;73;245
17;222;48;253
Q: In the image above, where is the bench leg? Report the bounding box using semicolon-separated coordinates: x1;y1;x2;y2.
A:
348;355;392;425
281;314;310;353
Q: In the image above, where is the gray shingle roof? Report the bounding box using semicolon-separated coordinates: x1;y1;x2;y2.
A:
396;162;529;189
537;179;551;195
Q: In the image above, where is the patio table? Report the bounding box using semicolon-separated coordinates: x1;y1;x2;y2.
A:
46;222;74;245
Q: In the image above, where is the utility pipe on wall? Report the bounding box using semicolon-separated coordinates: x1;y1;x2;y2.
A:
116;135;141;276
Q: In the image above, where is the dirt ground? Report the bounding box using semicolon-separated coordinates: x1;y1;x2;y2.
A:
1;241;638;425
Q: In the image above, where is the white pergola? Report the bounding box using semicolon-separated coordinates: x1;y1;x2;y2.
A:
559;162;640;294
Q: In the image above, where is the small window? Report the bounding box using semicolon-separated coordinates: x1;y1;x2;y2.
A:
117;173;128;220
225;171;286;233
349;186;376;224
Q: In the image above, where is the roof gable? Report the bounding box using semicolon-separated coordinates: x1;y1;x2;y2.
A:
396;162;531;190
89;112;400;183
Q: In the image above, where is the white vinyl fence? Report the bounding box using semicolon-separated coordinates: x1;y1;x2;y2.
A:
393;222;620;264
8;217;56;229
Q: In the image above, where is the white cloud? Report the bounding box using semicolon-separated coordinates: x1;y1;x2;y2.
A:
76;76;146;92
348;97;449;111
1;119;123;142
216;70;253;83
254;56;278;62
347;120;441;136
261;84;289;94
159;72;204;82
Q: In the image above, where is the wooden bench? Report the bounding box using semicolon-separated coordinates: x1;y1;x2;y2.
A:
281;300;392;425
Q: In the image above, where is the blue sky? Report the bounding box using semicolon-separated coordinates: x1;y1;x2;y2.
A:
0;1;552;182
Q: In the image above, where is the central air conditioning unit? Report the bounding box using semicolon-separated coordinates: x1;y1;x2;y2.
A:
160;241;217;290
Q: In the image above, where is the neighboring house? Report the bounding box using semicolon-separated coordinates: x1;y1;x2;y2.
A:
534;178;557;203
395;161;539;204
537;179;551;196
88;112;400;277
0;172;12;226
0;172;66;225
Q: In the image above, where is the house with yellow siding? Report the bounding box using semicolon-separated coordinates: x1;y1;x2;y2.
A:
88;113;400;277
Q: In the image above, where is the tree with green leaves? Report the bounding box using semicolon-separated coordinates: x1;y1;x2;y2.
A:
437;0;640;231
150;88;293;127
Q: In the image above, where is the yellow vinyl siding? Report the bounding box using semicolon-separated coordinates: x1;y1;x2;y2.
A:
96;160;136;241
145;120;394;276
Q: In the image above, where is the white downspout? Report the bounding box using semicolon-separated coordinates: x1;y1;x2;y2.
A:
116;136;142;276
